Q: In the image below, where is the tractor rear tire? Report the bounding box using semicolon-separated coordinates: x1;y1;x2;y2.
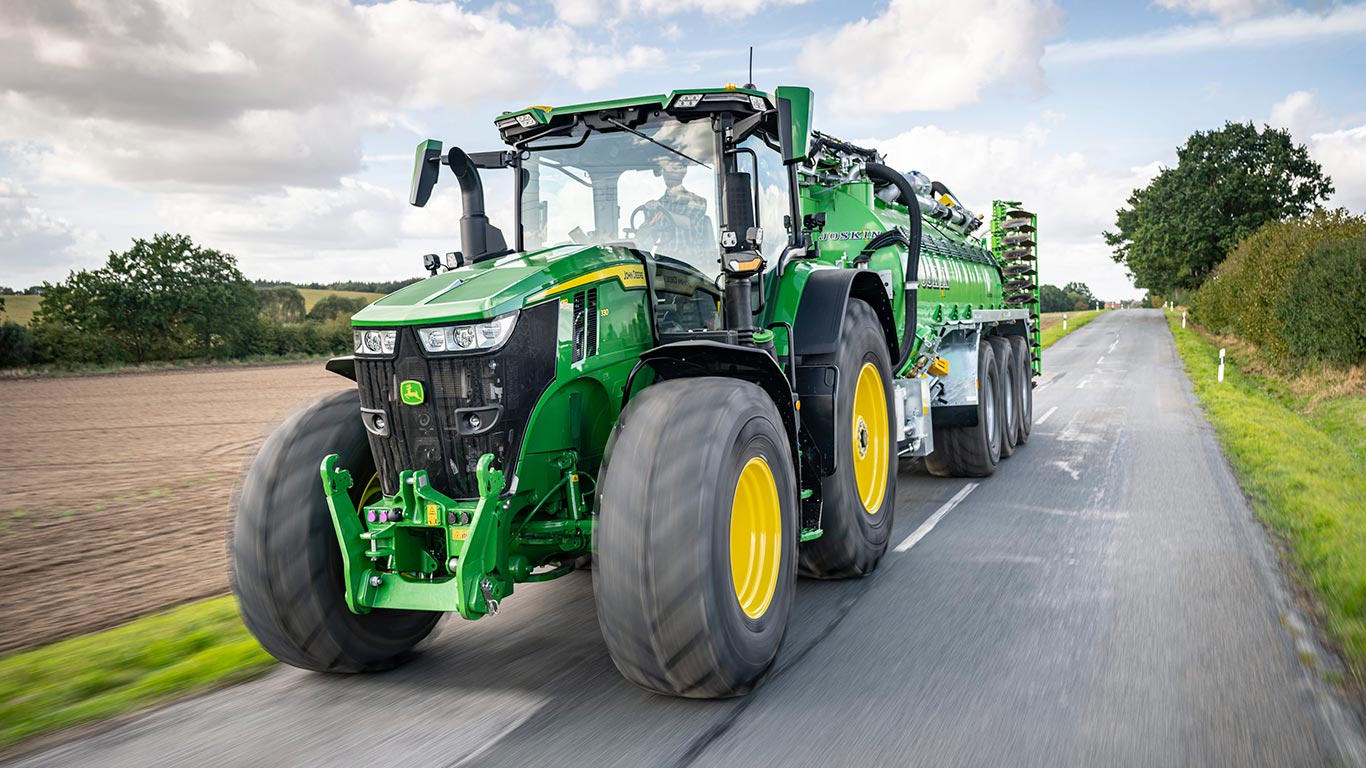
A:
925;337;1004;478
231;389;441;673
798;299;896;579
595;378;797;698
1009;335;1033;445
987;336;1019;457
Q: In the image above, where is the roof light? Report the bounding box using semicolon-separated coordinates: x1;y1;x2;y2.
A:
673;93;703;109
516;113;537;128
748;95;767;111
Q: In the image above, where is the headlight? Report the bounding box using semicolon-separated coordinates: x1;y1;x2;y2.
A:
419;312;517;354
353;329;396;356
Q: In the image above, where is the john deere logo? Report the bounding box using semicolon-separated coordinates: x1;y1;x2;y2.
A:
399;380;425;406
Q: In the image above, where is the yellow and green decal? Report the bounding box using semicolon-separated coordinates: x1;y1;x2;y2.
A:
400;380;425;406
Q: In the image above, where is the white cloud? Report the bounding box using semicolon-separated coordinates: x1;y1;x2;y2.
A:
1154;0;1282;23
549;0;808;26
1267;92;1366;215
1048;4;1366;64
0;178;91;287
1268;90;1325;140
0;0;661;191
803;0;1063;113
867;122;1158;299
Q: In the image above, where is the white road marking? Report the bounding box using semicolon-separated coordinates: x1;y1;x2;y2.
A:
895;483;979;552
1076;375;1093;389
1107;338;1119;354
1037;406;1059;425
1096;356;1106;365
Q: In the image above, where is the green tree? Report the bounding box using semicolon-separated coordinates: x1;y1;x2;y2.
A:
1105;122;1333;295
257;286;306;324
1038;284;1071;313
306;294;369;321
0;321;32;367
35;234;258;361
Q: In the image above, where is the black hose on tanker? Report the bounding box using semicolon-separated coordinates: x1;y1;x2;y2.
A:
863;162;922;372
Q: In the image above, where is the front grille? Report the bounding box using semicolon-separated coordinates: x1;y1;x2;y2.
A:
355;301;558;499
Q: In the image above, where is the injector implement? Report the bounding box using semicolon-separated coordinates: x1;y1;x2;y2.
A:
232;84;1041;697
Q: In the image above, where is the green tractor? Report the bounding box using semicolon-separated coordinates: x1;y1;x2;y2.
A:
231;85;1040;698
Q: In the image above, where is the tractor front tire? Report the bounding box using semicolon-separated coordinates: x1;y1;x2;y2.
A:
925;336;1004;478
798;299;897;579
595;378;797;698
231;389;440;673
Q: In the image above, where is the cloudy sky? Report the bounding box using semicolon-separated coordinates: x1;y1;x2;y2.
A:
2;0;1364;299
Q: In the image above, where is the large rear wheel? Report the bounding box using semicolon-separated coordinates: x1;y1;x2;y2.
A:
1010;335;1034;445
595;378;797;698
925;337;1004;478
987;336;1019;457
231;390;441;673
798;299;896;579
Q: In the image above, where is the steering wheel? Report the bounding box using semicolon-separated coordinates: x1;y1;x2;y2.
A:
629;201;679;247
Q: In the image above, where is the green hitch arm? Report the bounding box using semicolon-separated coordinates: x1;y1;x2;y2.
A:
451;453;510;619
321;454;374;614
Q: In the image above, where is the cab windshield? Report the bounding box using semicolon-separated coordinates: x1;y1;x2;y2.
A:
519;118;721;277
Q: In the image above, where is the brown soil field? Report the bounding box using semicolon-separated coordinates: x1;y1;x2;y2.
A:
0;363;351;653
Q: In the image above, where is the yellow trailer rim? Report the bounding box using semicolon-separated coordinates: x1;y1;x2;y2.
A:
730;456;782;619
852;362;889;514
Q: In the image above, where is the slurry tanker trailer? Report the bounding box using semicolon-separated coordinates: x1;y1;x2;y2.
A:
232;85;1041;698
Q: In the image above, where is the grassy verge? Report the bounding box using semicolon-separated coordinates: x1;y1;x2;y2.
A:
1040;309;1107;349
1165;312;1366;680
0;596;274;754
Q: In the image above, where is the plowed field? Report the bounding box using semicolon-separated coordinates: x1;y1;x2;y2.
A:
0;364;351;653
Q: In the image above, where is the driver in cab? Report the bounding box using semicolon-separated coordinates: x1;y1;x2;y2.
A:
636;157;714;262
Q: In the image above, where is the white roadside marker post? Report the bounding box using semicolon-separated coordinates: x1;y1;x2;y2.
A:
1218;348;1225;383
1182;311;1187;329
1062;313;1068;331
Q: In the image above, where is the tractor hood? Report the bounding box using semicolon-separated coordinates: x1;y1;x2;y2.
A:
351;244;646;327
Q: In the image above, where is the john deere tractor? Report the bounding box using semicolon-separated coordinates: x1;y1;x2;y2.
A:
231;85;1040;698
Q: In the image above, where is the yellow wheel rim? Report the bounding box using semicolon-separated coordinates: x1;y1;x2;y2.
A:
851;362;890;514
730;456;783;619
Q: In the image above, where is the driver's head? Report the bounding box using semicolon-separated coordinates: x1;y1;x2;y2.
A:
657;157;688;188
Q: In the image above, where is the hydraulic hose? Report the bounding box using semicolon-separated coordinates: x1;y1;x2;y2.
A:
863;162;922;372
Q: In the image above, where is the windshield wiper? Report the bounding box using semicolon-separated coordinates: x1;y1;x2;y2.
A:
604;117;710;169
539;158;591;188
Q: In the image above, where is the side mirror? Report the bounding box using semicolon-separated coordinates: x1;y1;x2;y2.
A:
725;171;756;241
410;139;443;207
775;86;813;165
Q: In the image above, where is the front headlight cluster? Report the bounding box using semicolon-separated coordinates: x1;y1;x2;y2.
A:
353;329;396;356
419;312;517;354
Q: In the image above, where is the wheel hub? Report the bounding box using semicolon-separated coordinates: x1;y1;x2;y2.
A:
851;362;889;514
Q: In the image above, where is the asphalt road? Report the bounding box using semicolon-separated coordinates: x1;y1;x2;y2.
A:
16;309;1364;767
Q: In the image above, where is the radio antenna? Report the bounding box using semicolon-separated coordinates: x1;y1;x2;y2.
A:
744;46;755;89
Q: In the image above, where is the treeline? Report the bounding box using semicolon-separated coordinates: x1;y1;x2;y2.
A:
253;278;421;294
1038;282;1098;313
1107;121;1364;367
0;234;405;370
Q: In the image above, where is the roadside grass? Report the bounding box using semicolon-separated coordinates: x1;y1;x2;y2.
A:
1040;309;1107;349
1166;312;1366;681
0;595;273;755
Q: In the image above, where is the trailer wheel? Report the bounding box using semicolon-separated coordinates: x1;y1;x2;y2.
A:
595;378;797;698
925;337;1004;477
987;336;1019;457
1009;335;1033;445
798;299;896;579
231;390;440;673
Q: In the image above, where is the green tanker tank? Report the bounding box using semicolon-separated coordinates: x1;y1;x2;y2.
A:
232;84;1040;698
